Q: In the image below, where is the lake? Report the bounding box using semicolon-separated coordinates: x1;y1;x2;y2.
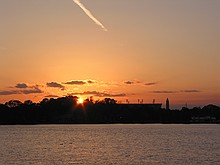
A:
0;124;219;165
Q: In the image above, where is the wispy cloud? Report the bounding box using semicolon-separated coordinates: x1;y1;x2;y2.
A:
151;91;178;94
181;90;200;93
151;89;201;94
145;82;158;86
70;91;126;97
124;80;158;86
101;93;126;97
22;87;43;94
73;0;107;31
45;95;59;98
71;91;100;95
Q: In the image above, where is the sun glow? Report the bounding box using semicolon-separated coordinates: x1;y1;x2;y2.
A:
77;97;84;104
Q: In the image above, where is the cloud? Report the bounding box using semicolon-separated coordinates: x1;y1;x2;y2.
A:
21;87;43;94
124;81;134;85
0;85;43;95
64;80;86;85
100;93;126;97
70;91;126;97
124;80;157;86
15;83;28;89
77;91;100;95
181;90;200;93
87;80;95;84
46;82;65;90
45;95;59;98
150;90;200;94
0;90;19;95
73;0;107;31
145;82;158;86
136;81;142;84
151;91;178;94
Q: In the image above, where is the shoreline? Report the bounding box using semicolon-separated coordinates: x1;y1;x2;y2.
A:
1;121;220;125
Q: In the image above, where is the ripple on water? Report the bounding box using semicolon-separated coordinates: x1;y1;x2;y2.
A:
0;124;219;165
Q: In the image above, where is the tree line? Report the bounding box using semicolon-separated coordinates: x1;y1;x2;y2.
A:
0;96;220;124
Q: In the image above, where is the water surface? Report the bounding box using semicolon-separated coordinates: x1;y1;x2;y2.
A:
0;124;219;164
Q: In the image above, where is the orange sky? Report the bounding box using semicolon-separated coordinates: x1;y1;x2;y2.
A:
0;0;220;108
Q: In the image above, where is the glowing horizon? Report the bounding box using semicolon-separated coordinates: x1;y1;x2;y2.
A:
0;0;219;109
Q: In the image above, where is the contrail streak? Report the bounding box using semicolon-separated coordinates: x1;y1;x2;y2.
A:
73;0;107;31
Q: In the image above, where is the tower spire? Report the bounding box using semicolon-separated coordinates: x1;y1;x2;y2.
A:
166;98;170;110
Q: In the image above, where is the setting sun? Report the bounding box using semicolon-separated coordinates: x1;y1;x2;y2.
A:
77;98;84;104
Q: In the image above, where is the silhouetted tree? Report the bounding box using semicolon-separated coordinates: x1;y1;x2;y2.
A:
24;100;34;106
0;96;220;124
5;100;22;108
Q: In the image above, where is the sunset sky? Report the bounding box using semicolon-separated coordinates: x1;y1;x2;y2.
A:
0;0;219;108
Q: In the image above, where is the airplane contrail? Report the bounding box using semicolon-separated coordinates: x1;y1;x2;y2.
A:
73;0;107;31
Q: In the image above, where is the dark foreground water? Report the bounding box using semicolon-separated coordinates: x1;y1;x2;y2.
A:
0;124;219;165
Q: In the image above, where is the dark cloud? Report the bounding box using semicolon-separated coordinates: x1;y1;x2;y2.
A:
15;83;28;88
124;81;134;85
0;90;19;95
181;90;200;93
45;95;59;98
151;90;200;94
87;80;95;84
64;80;86;85
145;82;157;86
0;86;43;95
22;87;43;94
100;93;126;97
124;81;157;86
151;91;177;94
71;91;126;97
47;82;65;90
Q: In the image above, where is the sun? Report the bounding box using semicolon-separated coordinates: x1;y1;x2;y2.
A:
77;98;84;104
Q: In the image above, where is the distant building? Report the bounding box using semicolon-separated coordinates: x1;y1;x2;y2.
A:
166;98;170;110
116;103;162;111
